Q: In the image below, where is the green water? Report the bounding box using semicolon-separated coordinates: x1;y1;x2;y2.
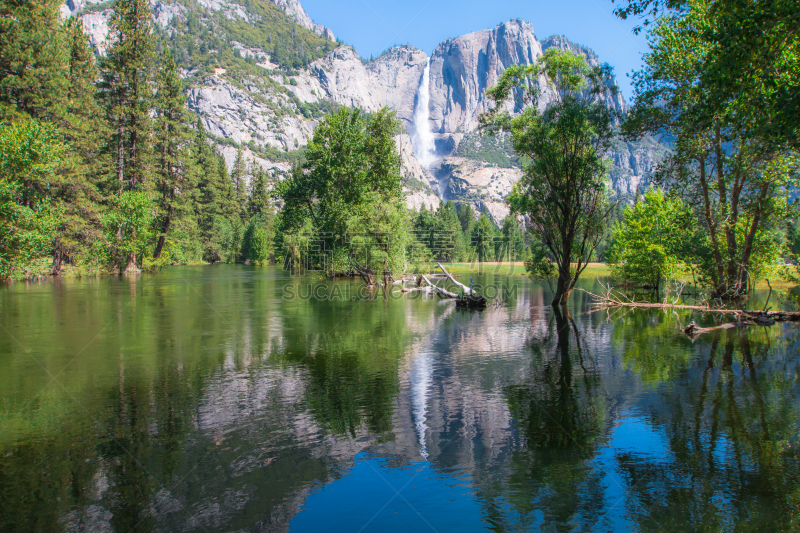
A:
0;266;798;532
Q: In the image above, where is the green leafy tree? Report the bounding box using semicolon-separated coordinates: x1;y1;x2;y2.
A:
103;190;154;272
204;215;232;264
622;0;796;297
483;48;617;306
612;0;799;149
241;214;273;265
99;0;156;192
0;120;65;278
607;189;689;293
277;107;410;279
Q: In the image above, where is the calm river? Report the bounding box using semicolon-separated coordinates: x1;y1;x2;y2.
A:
1;266;798;532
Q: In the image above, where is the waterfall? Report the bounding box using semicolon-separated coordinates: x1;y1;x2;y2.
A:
411;58;436;168
410;351;433;459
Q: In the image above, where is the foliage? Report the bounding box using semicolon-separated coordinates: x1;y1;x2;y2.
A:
525;241;557;289
0;120;66;277
276;107;411;278
613;0;799;149
412;202;467;262
241;214;274;264
607;189;689;292
471;212;499;263
500;216;527;262
483;48;618;305
622;0;798;297
102;190;154;271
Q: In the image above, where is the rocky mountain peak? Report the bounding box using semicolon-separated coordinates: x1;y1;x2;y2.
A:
270;0;335;41
428;20;542;135
64;0;665;221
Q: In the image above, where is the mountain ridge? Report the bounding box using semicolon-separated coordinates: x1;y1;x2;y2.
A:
64;0;667;222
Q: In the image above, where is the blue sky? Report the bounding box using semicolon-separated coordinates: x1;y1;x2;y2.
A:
299;0;650;101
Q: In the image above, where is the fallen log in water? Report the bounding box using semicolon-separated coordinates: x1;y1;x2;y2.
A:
580;284;800;338
430;264;488;309
682;320;753;338
581;285;800;322
456;294;489;309
420;274;460;298
419;272;488;308
436;263;474;295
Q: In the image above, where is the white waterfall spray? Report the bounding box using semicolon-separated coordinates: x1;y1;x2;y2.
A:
411;58;437;168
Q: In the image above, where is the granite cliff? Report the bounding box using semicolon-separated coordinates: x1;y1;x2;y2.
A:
64;0;666;222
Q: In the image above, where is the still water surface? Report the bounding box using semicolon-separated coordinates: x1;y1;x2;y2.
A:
1;266;799;532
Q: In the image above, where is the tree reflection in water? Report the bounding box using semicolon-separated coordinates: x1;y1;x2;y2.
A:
489;305;609;531
616;327;800;532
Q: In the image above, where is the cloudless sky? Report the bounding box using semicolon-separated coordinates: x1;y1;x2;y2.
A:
299;0;650;101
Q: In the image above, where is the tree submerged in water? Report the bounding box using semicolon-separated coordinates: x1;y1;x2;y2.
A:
481;48;619;306
276;107;413;283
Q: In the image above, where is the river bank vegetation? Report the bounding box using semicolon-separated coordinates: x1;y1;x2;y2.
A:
0;0;797;309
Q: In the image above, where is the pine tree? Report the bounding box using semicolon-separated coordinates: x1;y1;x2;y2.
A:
248;167;271;218
230;146;247;218
216;154;237;221
457;203;476;234
153;51;191;259
99;0;156;192
0;0;69;124
50;19;108;274
436;201;465;262
190;120;218;256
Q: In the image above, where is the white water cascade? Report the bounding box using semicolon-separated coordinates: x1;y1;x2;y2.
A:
411;58;437;168
409;351;433;459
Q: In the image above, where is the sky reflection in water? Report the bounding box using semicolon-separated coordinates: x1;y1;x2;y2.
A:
0;265;798;532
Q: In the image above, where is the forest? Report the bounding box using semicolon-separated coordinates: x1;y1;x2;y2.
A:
0;0;798;308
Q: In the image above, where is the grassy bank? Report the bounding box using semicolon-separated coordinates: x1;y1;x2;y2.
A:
433;262;611;278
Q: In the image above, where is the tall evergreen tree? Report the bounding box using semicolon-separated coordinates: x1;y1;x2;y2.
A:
216;154;237;221
99;0;156;192
230;146;247;218
0;0;69;124
191;120;219;227
458;203;476;234
248;167;272;218
51;18;107;274
153;51;191;259
437;201;465;261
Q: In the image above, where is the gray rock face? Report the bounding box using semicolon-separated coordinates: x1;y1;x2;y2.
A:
64;0;666;218
271;0;335;41
428;20;542;135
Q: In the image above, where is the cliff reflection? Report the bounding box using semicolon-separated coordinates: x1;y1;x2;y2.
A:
2;270;799;532
480;305;608;531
